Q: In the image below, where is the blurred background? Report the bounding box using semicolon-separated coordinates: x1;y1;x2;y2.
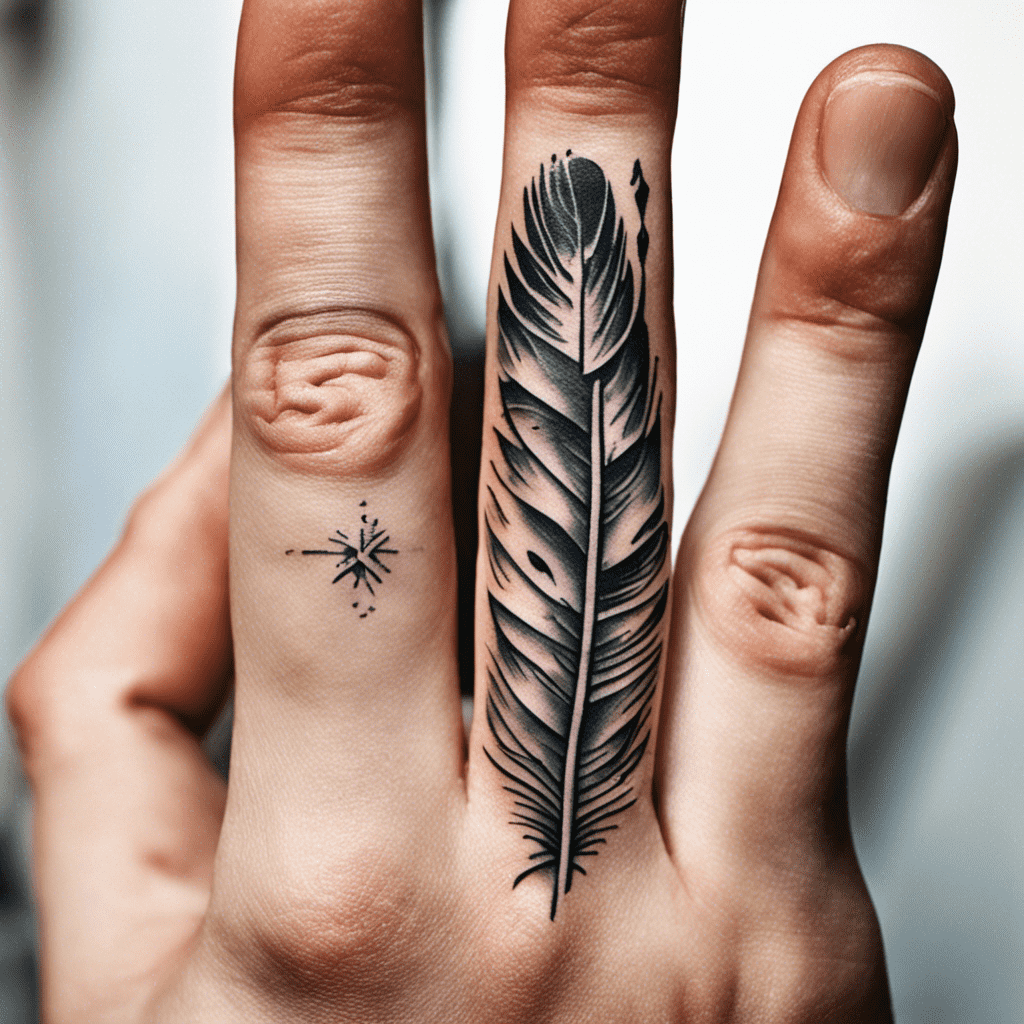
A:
1;0;1021;1020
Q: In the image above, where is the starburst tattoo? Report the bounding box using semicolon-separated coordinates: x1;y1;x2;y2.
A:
288;502;397;613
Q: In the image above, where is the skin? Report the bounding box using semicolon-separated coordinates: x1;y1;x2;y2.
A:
5;1;957;1021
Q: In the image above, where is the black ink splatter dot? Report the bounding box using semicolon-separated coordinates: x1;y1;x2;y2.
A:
353;602;359;608
369;606;376;613
360;613;368;619
285;549;294;555
527;550;555;583
566;149;572;156
551;153;556;163
359;501;367;507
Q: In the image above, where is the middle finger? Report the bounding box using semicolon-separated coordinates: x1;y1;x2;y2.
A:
468;0;684;924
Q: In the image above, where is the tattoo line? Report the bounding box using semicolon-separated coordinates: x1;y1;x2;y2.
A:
287;501;398;613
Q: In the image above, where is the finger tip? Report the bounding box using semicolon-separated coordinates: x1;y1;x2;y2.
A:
778;42;957;228
815;44;955;122
747;44;960;345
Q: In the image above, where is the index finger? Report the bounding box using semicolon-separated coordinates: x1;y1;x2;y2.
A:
212;0;464;954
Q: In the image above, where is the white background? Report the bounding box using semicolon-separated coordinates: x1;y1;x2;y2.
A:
1;1;1022;1020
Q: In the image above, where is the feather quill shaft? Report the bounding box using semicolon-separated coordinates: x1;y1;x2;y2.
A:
558;379;603;905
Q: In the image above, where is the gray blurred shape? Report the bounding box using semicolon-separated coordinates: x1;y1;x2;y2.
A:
850;435;1024;1023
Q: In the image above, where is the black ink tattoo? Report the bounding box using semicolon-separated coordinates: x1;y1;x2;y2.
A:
290;503;397;609
485;155;668;919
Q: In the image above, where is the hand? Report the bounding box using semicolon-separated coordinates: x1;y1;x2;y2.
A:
6;1;957;1021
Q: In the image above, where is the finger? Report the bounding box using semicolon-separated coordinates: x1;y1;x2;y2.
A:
658;46;957;877
6;389;231;1020
215;0;463;952
467;0;683;922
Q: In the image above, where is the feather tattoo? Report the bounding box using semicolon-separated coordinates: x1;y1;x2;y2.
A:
485;154;669;919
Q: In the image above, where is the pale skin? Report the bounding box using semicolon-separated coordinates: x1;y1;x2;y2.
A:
5;0;958;1021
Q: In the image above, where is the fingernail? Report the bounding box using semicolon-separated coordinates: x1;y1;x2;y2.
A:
820;73;948;216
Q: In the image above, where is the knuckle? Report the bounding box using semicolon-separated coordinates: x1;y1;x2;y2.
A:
742;891;889;1021
239;70;412;127
119;463;229;572
763;244;933;357
120;480;198;553
478;918;578;1020
509;1;681;117
5;663;42;760
237;309;434;476
214;849;438;1001
764;171;953;354
235;1;422;127
692;528;867;679
5;657;88;773
119;482;167;549
745;948;887;1024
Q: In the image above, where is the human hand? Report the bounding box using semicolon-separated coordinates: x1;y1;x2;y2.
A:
7;0;957;1021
